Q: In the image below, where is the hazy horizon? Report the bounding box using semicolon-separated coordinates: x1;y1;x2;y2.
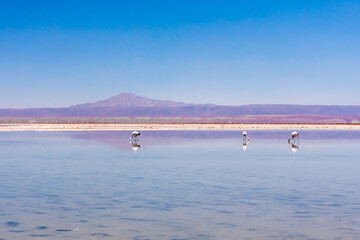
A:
2;92;360;109
1;0;359;108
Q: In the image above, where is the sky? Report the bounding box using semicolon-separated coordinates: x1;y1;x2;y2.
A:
0;0;359;108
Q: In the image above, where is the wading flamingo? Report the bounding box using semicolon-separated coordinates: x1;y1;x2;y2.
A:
288;131;299;143
130;131;141;142
242;131;250;150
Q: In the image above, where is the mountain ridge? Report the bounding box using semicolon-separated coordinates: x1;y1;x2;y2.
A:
1;93;360;123
72;93;360;109
72;93;198;108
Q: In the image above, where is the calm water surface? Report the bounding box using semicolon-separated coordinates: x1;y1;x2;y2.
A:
0;131;359;240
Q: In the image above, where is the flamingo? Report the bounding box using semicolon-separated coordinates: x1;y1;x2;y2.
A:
242;131;250;150
130;131;141;142
288;131;299;144
243;131;250;141
242;131;250;140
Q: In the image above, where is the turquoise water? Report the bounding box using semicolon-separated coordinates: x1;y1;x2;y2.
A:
0;131;359;240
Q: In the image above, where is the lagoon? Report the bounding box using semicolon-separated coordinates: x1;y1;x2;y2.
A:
0;131;359;239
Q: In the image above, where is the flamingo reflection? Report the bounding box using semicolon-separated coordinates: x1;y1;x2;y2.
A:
290;143;299;152
130;142;142;152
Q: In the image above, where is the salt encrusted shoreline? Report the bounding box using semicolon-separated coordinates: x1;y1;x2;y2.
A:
0;123;359;131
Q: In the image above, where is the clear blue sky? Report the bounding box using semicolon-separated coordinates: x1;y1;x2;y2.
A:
0;0;359;108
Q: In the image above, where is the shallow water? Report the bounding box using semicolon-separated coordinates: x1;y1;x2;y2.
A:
0;131;359;240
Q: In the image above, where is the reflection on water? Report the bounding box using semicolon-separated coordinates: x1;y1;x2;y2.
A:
130;142;142;152
290;143;300;153
0;131;360;239
242;141;249;150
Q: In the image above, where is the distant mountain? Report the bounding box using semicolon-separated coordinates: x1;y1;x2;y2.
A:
72;93;195;108
1;93;360;123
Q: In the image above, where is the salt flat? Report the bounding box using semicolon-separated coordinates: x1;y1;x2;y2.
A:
0;123;359;131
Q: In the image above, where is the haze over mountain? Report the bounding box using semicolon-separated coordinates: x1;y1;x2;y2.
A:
0;93;360;123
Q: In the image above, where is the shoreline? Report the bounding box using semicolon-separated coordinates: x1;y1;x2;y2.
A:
0;123;360;132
